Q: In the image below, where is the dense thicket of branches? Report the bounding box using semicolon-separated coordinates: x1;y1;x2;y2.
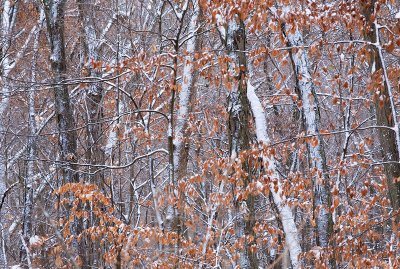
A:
0;0;399;268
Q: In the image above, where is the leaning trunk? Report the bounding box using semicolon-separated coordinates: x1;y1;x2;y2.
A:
247;82;302;268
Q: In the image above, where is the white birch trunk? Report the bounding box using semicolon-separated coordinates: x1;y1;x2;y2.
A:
172;0;199;177
247;82;302;268
165;1;200;243
283;14;332;247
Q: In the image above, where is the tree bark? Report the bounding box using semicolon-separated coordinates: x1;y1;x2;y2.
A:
362;0;400;214
281;6;334;257
247;82;302;268
77;0;105;187
0;1;17;266
171;0;201;243
43;0;78;184
20;9;44;268
43;0;80;264
76;3;106;265
173;0;200;183
223;16;258;269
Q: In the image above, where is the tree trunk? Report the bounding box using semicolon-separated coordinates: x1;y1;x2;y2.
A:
247;82;302;268
362;0;400;214
44;0;79;184
282;7;334;259
77;0;105;187
76;2;106;265
224;16;258;269
20;9;44;268
43;0;80;264
0;1;17;267
172;0;201;242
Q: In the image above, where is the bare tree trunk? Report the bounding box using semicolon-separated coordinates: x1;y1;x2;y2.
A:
173;0;200;181
362;0;400;214
76;2;105;266
20;9;44;268
170;0;201;244
222;15;258;269
0;1;18;267
281;7;334;265
43;0;80;264
0;0;16;195
247;82;302;268
77;0;105;186
43;0;79;184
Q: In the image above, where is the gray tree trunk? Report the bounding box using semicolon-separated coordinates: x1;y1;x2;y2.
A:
77;0;105;187
224;16;258;269
362;0;400;216
43;0;80;264
20;9;44;268
281;6;336;267
0;1;18;267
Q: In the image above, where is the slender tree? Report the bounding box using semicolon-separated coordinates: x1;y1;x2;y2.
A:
281;6;334;251
43;0;81;265
362;0;400;214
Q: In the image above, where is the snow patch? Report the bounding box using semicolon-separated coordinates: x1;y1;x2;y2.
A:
8;222;17;233
256;181;263;190
216;14;226;41
29;235;41;246
310;246;322;259
247;83;269;144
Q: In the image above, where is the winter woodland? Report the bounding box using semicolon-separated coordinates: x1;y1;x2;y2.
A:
0;0;400;268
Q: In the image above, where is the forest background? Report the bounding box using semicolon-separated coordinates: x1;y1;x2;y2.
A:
0;0;400;268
